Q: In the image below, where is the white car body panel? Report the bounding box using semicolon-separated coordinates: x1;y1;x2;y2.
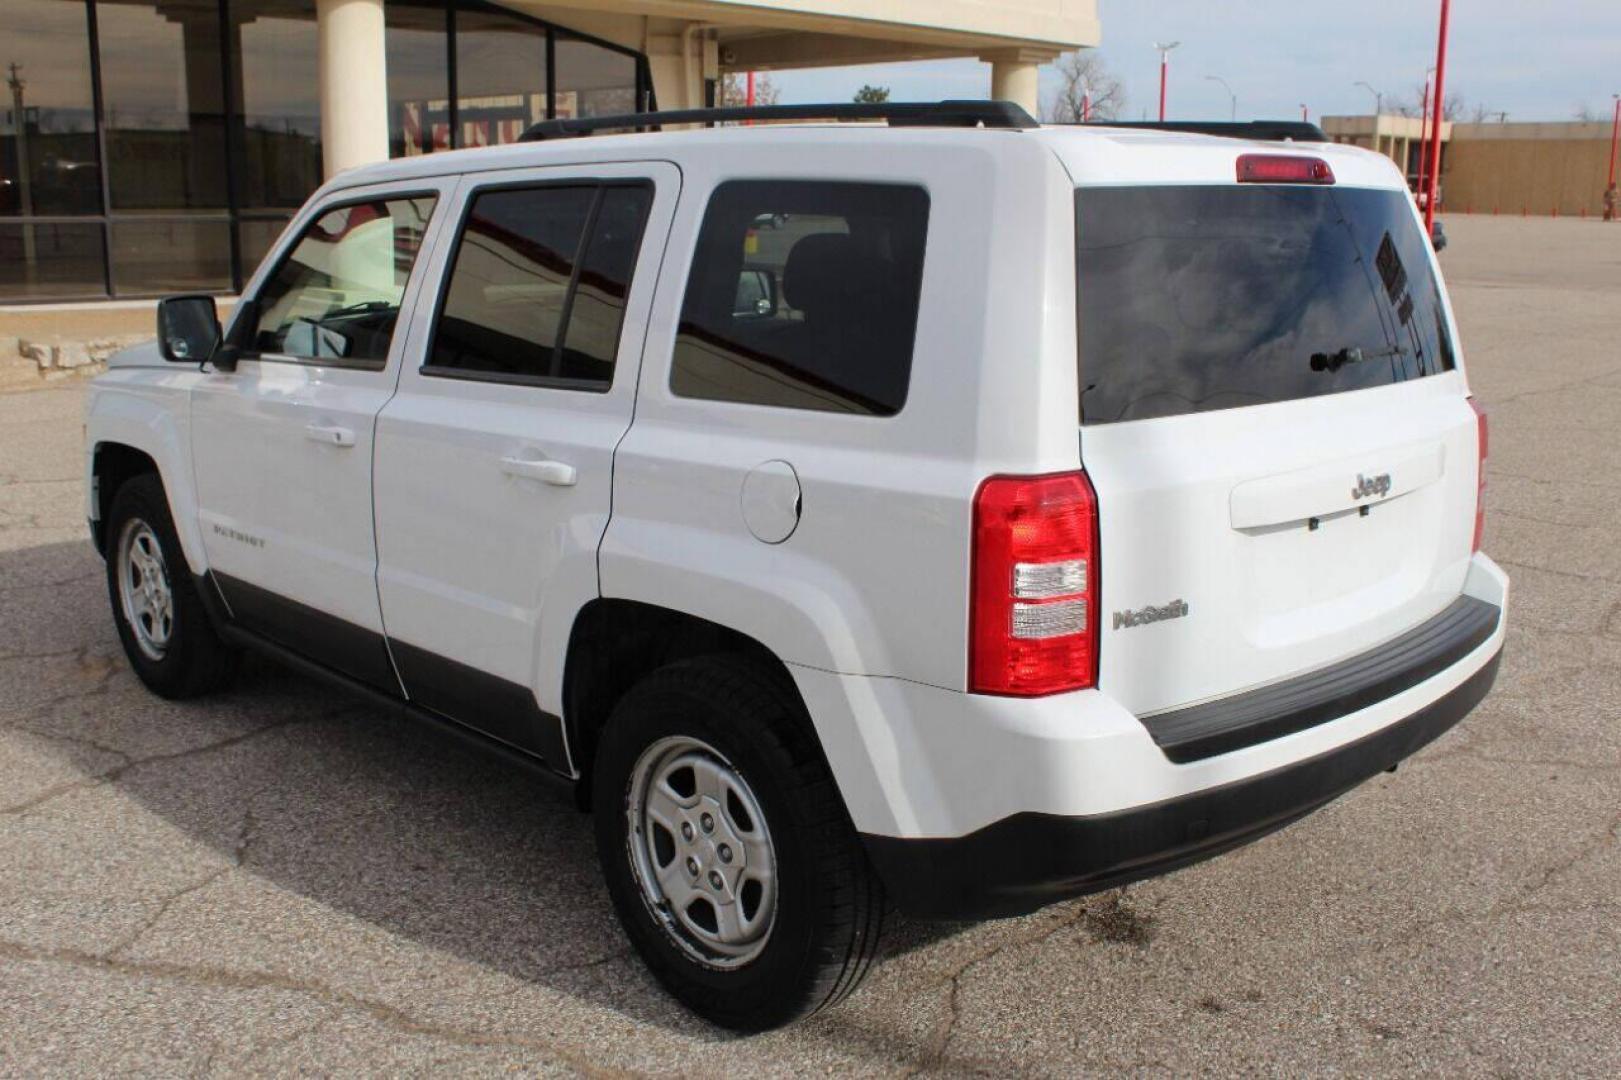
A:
86;364;210;573
803;553;1506;838
373;162;682;753
188;177;458;661
601;134;1081;691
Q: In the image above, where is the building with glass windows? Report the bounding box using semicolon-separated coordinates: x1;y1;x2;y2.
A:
1;0;1098;305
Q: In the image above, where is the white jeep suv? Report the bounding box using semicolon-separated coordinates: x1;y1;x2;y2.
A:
85;102;1506;1030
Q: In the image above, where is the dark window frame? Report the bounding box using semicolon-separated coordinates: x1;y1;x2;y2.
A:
420;177;654;393
1;0;654;305
235;188;441;372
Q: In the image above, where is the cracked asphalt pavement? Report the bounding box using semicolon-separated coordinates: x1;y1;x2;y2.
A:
2;216;1618;1076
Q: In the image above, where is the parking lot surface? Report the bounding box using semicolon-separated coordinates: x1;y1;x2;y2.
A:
2;215;1618;1076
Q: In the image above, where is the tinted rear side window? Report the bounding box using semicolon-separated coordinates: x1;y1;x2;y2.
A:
671;181;929;416
1076;186;1455;424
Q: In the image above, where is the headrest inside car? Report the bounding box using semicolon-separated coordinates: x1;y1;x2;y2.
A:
782;233;887;320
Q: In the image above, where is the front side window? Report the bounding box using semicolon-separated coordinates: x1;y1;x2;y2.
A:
671;181;930;417
249;195;437;364
427;183;651;389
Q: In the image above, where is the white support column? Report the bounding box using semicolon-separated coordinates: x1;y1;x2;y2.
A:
318;0;390;178
981;47;1057;118
646;25;708;113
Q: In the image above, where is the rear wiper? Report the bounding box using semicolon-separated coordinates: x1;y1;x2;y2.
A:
1310;346;1400;373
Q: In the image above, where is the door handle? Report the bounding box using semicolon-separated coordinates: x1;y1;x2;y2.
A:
304;424;356;447
500;455;577;487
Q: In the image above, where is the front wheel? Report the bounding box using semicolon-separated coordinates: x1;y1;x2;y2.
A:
593;656;884;1030
104;473;237;699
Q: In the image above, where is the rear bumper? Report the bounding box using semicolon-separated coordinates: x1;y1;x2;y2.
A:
864;645;1501;919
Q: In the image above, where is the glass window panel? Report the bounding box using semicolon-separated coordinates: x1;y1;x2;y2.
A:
0;0;101;216
238;216;293;279
554;36;638;120
672;181;930;416
96;1;229;211
453;7;547;147
0;222;106;300
1074;187;1457;424
386;0;450;158
249;196;436;363
428;185;596;380
109;219;232;294
555;186;653;386
232;0;322;210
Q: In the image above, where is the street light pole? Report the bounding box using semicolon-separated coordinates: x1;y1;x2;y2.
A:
1417;68;1435;201
1154;41;1180;121
6;62;34;274
1354;81;1382;115
1205;75;1236;121
1424;0;1452;231
1609;94;1620;189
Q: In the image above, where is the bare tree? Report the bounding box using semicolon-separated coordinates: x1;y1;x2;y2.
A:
1573;102;1601;121
1045;51;1125;123
718;72;781;108
1392;84;1467;121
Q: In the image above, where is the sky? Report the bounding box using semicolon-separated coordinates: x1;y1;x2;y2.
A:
772;0;1620;124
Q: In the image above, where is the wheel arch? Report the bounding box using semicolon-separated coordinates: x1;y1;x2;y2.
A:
90;442;161;555
86;385;207;574
562;599;812;790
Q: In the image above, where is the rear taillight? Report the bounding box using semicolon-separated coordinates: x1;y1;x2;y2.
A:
1236;154;1335;185
970;471;1099;696
1469;397;1488;552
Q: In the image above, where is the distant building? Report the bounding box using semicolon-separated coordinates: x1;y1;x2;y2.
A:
1;0;1099;305
1320;114;1454;194
1442;121;1616;218
1322;114;1616;218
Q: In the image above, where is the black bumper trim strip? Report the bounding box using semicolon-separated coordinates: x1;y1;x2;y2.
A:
862;645;1500;920
1142;596;1501;763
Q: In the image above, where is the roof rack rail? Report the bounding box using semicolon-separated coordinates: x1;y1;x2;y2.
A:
518;99;1038;142
1074;120;1329;142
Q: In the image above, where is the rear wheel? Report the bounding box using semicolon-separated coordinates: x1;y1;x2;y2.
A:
593;656;884;1030
105;474;236;698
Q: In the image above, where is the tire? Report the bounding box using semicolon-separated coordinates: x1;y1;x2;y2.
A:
104;473;237;699
593;655;884;1030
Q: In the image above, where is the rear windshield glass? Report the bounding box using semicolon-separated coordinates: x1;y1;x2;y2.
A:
1076;186;1455;424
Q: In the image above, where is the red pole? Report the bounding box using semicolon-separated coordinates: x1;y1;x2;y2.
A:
1416;72;1432;200
1424;0;1452;232
1159;53;1168;120
746;71;755;108
1083;90;1092;123
1608;95;1619;188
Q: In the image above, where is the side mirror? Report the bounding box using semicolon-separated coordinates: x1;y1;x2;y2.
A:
156;295;221;364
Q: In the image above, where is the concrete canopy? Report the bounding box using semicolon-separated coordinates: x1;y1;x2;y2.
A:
496;0;1099;114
